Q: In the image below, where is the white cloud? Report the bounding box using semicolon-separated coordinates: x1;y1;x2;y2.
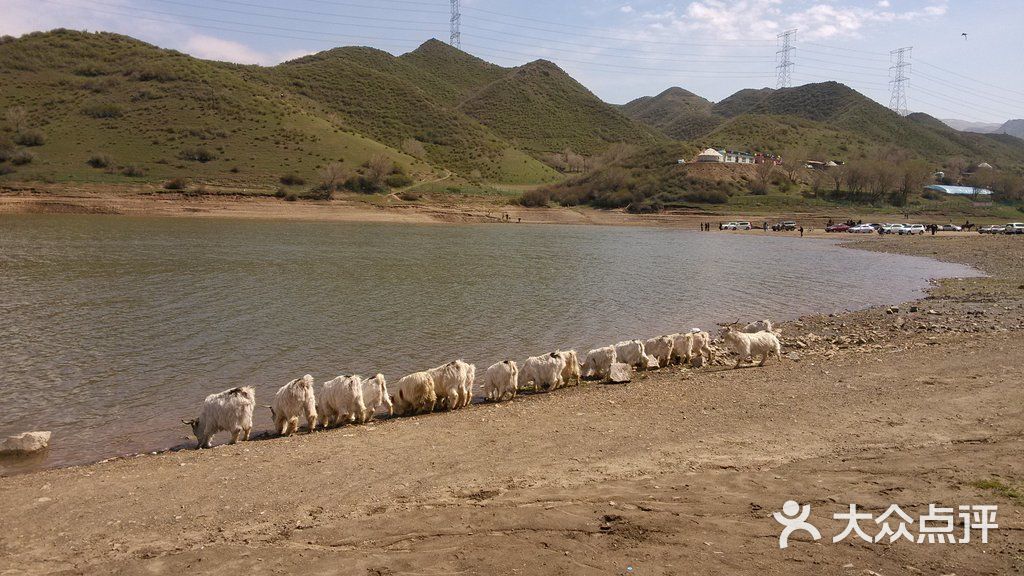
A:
182;35;302;65
634;0;950;41
620;5;634;13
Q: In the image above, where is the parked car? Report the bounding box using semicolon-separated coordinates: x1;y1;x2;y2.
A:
849;224;876;233
1006;223;1024;234
772;221;798;231
937;224;962;232
734;221;752;231
899;224;926;235
880;223;905;234
826;223;851;233
721;221;737;230
978;225;1002;234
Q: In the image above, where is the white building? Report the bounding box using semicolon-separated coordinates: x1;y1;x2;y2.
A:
723;151;755;164
697;148;723;163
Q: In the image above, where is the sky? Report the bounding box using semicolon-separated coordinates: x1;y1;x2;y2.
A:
2;0;1023;123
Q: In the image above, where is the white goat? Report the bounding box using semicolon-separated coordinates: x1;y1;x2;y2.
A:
520;352;567;391
614;339;647;368
391;371;436;416
670;331;714;365
556;350;581;386
482;360;519;402
742;319;775;333
643;336;675;368
318;374;362;428
582;346;617;380
271;374;318;435
721;325;782;368
360;373;393;423
427;360;475;410
183;386;255;449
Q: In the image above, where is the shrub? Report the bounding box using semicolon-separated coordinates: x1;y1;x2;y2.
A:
14;130;45;147
921;189;942;201
279;173;305;186
519;189;551;207
229;166;240;173
284;193;298;202
306;187;333;201
386;173;413;188
274;188;287;198
398;191;422;201
0;136;13;162
626;198;664;214
344;175;384;194
11;150;34;165
121;165;145;177
86;153;113;168
178;147;216;162
0;165;15;175
74;65;108;77
81;102;123;119
163;177;187;190
131;64;179;82
681;190;729;204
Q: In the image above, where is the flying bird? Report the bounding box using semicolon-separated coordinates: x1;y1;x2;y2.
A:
962;32;968;39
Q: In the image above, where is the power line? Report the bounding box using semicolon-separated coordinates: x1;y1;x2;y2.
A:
776;29;796;88
888;46;911;116
918;58;1024;99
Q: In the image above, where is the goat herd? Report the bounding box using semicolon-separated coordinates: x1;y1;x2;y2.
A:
181;320;783;448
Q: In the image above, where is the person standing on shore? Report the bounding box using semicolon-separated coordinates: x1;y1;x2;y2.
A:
799;226;804;237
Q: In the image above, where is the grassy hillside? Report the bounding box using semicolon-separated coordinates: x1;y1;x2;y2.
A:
458;60;664;155
0;30;428;188
618;87;719;140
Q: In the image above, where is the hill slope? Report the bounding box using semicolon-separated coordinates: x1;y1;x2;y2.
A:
458;60;664;155
618;87;719;140
0;30;428;187
998;119;1024;139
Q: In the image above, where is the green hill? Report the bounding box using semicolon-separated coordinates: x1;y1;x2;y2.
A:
0;30;426;188
618;87;719;141
457;59;664;155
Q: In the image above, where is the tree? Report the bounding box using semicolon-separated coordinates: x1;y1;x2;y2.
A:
4;106;28;132
365;154;393;188
893;159;932;206
319;162;348;192
946;156;967;184
867;163;897;202
400;138;427;159
752;160;775;194
780;147;807;183
828;164;846;193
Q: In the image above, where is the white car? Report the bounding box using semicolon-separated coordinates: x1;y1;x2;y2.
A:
937;224;962;232
1006;223;1024;235
721;221;738;230
899;224;925;235
880;223;905;234
849;224;876;234
734;221;752;231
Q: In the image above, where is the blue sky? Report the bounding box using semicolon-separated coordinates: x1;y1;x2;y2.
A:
4;0;1023;123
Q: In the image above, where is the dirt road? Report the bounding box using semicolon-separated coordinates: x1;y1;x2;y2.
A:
0;236;1021;575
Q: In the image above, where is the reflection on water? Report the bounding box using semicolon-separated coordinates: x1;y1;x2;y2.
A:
0;214;978;473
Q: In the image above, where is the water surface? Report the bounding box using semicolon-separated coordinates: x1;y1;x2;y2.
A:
0;214;978;474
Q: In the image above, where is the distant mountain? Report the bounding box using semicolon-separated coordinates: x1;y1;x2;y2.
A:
997;119;1024;139
618;87;719;140
940;119;1002;133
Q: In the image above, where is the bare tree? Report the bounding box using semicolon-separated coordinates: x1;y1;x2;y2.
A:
400;138;427;159
4;106;28;132
946;156;967;184
752;160;775;194
867;163;898;202
780;147;807;183
828;164;847;193
894;159;932;205
319;162;348;192
365;154;393;188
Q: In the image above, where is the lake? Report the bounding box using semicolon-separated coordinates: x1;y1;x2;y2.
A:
0;214;978;474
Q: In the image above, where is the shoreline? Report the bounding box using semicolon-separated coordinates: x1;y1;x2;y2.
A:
1;232;1021;574
1;185;1000;233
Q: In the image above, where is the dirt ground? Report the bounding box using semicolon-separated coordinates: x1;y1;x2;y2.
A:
1;233;1022;575
0;183;1000;231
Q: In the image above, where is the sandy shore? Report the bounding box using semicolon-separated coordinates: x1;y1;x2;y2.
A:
1;233;1022;574
1;184;974;232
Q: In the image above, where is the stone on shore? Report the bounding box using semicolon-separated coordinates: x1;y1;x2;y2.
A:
643;354;660;370
609;363;632;383
0;431;51;455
